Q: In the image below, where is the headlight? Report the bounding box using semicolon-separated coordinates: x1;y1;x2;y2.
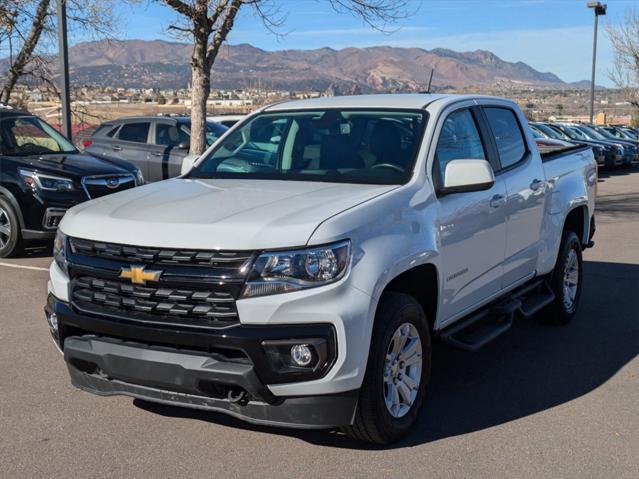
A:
242;240;351;298
53;230;68;275
19;169;75;192
134;168;145;185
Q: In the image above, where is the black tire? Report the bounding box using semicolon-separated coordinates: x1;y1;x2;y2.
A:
539;230;583;325
341;292;431;444
0;197;23;258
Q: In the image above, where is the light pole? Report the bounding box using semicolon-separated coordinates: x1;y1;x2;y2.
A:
587;2;606;125
56;0;72;140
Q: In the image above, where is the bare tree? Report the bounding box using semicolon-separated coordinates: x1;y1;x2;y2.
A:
0;0;120;105
607;7;639;124
159;0;411;155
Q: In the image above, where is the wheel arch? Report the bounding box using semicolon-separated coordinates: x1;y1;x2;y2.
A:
563;204;589;246
380;263;439;330
0;185;25;229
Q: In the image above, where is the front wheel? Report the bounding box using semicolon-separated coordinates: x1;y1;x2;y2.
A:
342;292;431;444
539;231;583;325
0;198;23;258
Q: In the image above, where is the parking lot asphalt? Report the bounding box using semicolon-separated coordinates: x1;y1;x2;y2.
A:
1;169;638;479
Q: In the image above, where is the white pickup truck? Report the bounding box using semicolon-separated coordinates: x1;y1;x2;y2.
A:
46;94;597;444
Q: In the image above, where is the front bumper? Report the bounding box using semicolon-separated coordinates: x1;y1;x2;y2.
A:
64;335;357;428
46;295;358;428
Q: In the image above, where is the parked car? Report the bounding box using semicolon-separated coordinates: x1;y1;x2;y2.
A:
47;94;596;444
207;114;246;128
552;123;624;168
531;122;607;167
577;124;637;166
85;116;228;182
591;125;639;165
0;107;143;257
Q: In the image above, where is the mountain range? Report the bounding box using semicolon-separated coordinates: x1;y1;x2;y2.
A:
3;39;576;92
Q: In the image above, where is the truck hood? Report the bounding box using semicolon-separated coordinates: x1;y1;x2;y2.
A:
61;178;397;250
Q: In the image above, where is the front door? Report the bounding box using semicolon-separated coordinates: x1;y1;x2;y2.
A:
432;107;508;324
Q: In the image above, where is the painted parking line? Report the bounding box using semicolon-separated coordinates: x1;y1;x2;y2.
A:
0;262;49;272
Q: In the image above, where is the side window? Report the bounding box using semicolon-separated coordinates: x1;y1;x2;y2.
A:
117;123;150;143
434;109;486;180
155;123;189;146
483;107;526;169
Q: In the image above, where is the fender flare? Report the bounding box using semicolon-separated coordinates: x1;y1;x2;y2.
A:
0;185;25;229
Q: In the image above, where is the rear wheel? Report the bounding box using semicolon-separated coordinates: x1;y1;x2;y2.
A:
539;231;583;325
342;292;431;444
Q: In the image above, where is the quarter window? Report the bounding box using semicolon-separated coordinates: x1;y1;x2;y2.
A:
484;107;526;169
117;123;150;143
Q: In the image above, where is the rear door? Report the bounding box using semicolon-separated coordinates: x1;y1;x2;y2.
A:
480;103;547;288
433;104;508;323
85;123;120;158
112;121;152;179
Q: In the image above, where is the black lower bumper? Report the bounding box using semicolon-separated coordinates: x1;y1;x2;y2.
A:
49;296;356;428
68;361;358;429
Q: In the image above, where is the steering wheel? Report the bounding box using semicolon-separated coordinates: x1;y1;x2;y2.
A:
371;163;405;173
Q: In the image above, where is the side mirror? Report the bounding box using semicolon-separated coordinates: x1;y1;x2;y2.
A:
181;153;198;176
441;159;495;194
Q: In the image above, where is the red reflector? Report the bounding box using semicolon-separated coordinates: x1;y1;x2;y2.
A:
82;140;92;148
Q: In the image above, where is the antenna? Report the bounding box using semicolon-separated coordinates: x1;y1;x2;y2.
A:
427;68;434;93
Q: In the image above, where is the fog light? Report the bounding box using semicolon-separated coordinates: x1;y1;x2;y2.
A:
290;344;313;367
46;312;59;336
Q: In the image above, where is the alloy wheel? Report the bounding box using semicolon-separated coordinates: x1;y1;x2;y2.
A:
383;322;423;418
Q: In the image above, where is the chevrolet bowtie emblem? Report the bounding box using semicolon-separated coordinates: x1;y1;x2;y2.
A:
119;265;162;285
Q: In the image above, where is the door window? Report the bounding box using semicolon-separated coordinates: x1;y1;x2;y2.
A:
117;123;150;143
155;123;189;146
483;108;526;169
434;109;486;185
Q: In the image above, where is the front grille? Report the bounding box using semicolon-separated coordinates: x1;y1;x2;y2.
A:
69;237;252;269
71;276;238;326
82;174;136;199
68;238;255;328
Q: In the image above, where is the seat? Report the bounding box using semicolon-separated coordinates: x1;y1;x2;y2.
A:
319;134;363;170
369;121;409;169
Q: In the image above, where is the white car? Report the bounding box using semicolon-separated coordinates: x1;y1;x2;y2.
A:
206;114;246;128
47;94;597;443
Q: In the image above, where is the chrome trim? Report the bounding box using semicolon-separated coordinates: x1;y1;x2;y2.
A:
81;174;135;199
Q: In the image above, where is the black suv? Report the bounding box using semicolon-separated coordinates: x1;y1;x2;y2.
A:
85;116;227;182
0;108;143;257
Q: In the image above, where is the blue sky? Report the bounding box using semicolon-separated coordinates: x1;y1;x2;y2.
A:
105;1;634;85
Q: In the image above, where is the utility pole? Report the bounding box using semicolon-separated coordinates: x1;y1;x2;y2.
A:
56;0;72;140
587;2;607;125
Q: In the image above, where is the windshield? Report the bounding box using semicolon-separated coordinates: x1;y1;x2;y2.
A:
182;121;228;146
576;125;606;140
189;109;427;185
537;124;568;140
562;126;588;141
0;116;76;156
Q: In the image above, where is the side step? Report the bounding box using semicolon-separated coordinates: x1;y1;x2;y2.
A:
439;280;555;351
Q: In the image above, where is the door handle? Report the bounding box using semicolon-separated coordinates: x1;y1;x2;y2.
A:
530;179;545;191
490;194;506;208
150;152;163;157
111;145;122;151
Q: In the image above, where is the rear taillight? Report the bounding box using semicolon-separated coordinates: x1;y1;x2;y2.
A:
82;140;92;148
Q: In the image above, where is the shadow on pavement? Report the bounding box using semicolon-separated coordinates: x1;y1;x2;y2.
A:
135;260;638;450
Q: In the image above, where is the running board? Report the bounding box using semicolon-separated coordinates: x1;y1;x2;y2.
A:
440;279;555;351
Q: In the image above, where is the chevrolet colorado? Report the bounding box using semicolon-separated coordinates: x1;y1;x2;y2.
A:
46;94;597;444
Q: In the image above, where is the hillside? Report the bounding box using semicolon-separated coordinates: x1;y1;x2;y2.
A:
2;39;568;91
